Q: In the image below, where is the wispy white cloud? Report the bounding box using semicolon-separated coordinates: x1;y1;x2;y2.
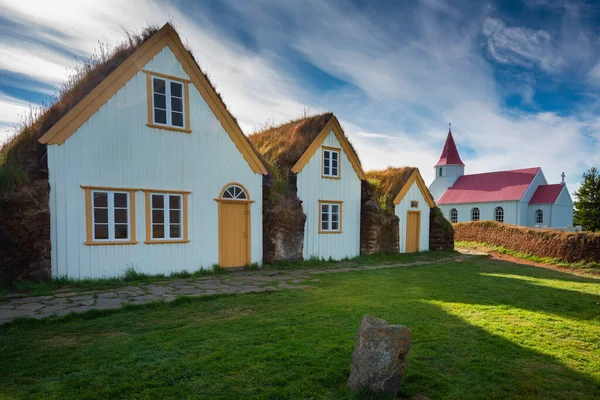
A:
482;17;561;71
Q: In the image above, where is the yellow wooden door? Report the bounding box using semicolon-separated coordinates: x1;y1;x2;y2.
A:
406;211;421;253
219;202;250;267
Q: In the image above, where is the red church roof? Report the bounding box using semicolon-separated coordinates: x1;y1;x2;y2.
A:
529;184;564;204
437;167;540;204
435;130;465;166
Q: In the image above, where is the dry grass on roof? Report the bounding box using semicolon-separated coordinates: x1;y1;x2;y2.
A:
0;23;253;191
0;24;161;190
365;167;419;210
248;112;334;176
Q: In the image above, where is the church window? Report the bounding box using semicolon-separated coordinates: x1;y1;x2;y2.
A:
450;208;458;223
495;207;504;223
535;209;543;224
439;168;443;177
471;207;480;221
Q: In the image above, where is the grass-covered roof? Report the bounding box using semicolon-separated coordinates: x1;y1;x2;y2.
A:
248;112;334;177
0;23;261;190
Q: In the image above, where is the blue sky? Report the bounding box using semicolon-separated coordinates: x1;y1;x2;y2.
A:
1;0;599;191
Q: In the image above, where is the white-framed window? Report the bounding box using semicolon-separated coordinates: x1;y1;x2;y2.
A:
495;206;504;223
323;148;340;178
320;201;342;233
150;193;184;241
450;208;458;223
152;77;185;128
471;207;480;221
91;190;131;242
535;209;543;224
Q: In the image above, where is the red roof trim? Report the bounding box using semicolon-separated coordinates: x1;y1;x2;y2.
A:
435;130;464;166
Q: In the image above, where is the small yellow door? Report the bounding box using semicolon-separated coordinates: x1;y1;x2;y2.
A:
406;211;421;253
219;202;250;267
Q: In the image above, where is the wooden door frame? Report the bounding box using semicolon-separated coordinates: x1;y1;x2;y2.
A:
215;182;254;268
406;210;421;253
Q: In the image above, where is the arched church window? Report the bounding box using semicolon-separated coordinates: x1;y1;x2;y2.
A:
450;208;458;223
471;207;480;221
495;207;504;223
535;209;543;224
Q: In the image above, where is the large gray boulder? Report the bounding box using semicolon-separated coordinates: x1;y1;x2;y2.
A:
348;315;412;397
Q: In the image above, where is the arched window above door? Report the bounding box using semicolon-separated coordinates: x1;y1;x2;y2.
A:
221;184;248;200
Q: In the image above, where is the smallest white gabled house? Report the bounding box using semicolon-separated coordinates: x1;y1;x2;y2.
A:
392;169;435;253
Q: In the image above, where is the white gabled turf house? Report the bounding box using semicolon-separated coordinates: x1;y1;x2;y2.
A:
39;24;267;279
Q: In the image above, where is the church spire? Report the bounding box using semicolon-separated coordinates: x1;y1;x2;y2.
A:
435;126;464;167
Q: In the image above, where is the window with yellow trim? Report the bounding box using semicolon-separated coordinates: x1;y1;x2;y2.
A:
84;188;136;245
144;70;191;133
323;148;340;178
152;77;185;128
320;202;342;232
144;191;189;243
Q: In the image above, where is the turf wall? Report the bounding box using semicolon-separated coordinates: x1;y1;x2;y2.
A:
454;221;600;263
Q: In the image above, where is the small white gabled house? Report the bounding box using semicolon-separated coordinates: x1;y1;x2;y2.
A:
366;167;435;253
250;113;366;261
392;169;435;253
38;24;268;279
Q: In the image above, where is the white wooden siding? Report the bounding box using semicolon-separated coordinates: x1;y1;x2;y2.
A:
439;201;519;225
527;204;553;227
395;181;430;252
297;131;361;260
48;46;262;279
552;186;574;228
518;170;547;225
429;165;463;202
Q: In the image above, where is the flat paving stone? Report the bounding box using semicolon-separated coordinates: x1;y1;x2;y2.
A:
10;296;52;304
95;298;123;308
15;303;46;311
44;298;71;305
97;292;119;299
54;292;77;298
70;295;94;302
195;284;219;290
0;309;34;319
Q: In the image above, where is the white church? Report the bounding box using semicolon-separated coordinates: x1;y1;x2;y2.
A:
429;129;574;229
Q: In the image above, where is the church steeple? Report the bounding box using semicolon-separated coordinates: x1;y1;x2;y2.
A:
429;124;466;202
435;126;464;167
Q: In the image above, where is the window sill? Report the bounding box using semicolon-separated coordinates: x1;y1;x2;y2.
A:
144;240;190;245
85;241;138;246
146;123;192;134
322;175;341;180
318;231;343;234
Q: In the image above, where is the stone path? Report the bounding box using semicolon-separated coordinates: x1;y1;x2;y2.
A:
0;256;467;324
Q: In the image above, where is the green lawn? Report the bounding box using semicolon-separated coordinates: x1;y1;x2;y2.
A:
1;257;599;399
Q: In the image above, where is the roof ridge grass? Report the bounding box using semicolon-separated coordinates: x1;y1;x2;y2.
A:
366;166;418;210
248;112;333;179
